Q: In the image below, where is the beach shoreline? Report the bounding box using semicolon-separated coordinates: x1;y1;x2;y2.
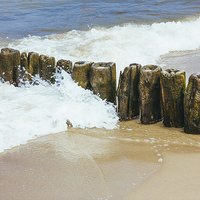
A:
1;119;200;200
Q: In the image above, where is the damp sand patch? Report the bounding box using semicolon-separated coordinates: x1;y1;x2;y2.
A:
123;152;200;200
1;120;200;200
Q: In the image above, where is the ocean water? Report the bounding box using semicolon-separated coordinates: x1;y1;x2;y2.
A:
1;0;200;152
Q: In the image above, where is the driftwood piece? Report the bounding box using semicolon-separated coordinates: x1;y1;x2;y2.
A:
139;65;162;124
39;55;56;83
184;73;200;134
160;69;186;127
56;59;72;75
72;61;94;89
90;62;116;104
117;63;141;120
0;48;20;86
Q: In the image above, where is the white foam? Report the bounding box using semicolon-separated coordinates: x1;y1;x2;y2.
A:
0;72;118;153
6;17;200;79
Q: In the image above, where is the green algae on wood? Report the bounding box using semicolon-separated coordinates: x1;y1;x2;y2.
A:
139;65;162;124
90;62;116;104
184;73;200;134
160;69;186;128
0;48;20;86
72;61;94;89
117;63;141;120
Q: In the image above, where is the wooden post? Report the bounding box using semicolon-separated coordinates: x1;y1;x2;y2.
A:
90;62;116;104
21;52;28;72
39;55;56;83
28;52;39;76
117;63;141;120
72;61;94;89
0;48;20;86
56;59;72;75
139;65;162;124
160;69;186;127
184;73;200;134
20;52;31;83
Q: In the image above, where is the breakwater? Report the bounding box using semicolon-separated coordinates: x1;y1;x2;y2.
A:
0;47;199;134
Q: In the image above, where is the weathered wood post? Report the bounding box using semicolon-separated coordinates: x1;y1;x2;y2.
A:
56;59;72;75
117;63;141;120
72;61;94;89
28;52;39;77
139;65;162;124
184;73;200;134
0;48;21;86
20;52;30;83
90;62;116;104
39;55;56;83
21;52;28;72
160;69;186;127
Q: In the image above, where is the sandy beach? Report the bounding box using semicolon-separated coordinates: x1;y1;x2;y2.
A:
1;118;200;200
124;152;200;200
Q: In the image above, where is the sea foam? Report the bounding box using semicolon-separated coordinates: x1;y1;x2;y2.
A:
6;17;200;78
0;72;118;153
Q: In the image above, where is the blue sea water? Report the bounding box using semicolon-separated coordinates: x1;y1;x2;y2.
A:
0;0;200;40
0;0;200;152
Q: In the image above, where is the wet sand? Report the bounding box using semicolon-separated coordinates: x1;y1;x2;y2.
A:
1;119;200;200
1;49;200;199
124;152;200;200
